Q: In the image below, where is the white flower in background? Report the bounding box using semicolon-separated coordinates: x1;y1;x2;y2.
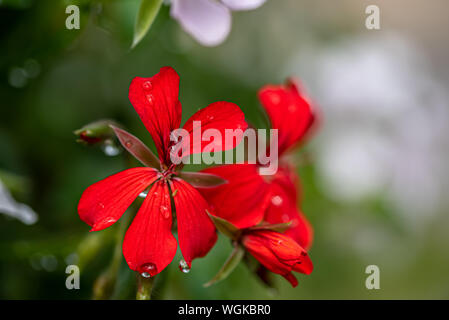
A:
0;180;38;225
288;34;449;227
170;0;266;46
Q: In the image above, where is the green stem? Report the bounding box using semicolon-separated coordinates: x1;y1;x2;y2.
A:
92;210;132;300
136;274;156;300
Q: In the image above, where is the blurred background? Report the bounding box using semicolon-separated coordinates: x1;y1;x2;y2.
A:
1;0;449;299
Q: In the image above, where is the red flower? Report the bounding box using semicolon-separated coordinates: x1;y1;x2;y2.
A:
78;67;247;276
199;78;316;249
242;230;313;287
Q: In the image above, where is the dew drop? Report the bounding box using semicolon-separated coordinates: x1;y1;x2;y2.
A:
139;190;148;198
139;263;157;278
98;202;105;209
270;93;281;104
271;195;283;206
179;259;190;273
102;144;120;157
288;104;297;112
160;205;170;219
146;94;154;104
125;141;133;148
142;80;153;90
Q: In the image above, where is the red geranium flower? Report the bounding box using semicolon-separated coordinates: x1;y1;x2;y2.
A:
206;213;313;287
242;229;313;287
200;78;316;249
78;67;247;277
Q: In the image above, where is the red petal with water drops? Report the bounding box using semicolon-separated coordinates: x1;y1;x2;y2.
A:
78;167;160;232
122;180;177;276
170;178;217;267
199;163;271;229
181;101;247;157
128;66;182;165
265;166;313;250
258;78;315;155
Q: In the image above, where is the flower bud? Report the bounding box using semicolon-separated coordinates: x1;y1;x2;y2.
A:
242;230;313;287
74;120;119;145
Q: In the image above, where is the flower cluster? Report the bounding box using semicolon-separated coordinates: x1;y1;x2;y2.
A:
199;78;316;286
77;66;317;288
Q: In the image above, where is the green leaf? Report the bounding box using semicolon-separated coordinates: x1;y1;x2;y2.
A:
247;221;292;233
110;125;160;169
204;244;245;288
179;172;228;188
207;211;240;240
132;0;163;49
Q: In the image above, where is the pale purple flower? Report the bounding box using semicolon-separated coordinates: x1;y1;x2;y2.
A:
170;0;267;46
0;180;38;225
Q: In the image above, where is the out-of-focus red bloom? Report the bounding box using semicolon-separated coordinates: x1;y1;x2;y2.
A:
78;66;247;276
242;230;313;287
200;78;316;249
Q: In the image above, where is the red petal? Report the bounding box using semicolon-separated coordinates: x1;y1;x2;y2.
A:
170;178;217;267
78;167;160;231
242;232;292;275
181;101;247;156
282;272;299;287
261;231;313;275
128;67;182;165
291;253;314;275
122;180;177;276
265;166;313;249
243;230;313;279
258;78;315;155
199;164;271;229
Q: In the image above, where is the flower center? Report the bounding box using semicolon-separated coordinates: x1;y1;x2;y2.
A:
161;164;177;179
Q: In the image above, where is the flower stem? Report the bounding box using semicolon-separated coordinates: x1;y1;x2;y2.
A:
136;274;155;300
92;210;131;300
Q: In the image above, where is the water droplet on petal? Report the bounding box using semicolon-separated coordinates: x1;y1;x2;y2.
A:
139;263;157;278
271;195;283;206
98;202;105;209
139;190;148;198
270;93;280;105
142;80;152;90
179;259;190;273
146;94;154;104
160;205;170;219
125;141;133;148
